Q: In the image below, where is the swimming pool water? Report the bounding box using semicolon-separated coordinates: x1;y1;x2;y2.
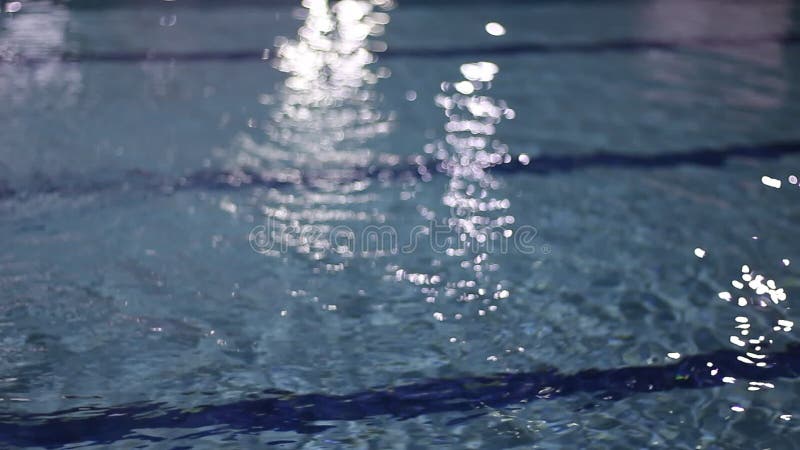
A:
2;0;800;448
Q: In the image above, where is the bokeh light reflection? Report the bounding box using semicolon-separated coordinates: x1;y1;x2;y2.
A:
235;0;394;259
393;50;522;360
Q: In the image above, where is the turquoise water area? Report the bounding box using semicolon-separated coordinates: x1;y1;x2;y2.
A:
2;0;800;448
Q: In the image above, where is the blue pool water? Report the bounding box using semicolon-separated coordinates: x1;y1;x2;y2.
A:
2;0;800;448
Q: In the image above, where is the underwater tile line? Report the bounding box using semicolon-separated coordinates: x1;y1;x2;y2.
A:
1;346;799;447
0;140;799;201
2;34;800;65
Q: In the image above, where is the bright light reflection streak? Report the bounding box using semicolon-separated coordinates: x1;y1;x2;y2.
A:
396;50;522;361
236;0;394;259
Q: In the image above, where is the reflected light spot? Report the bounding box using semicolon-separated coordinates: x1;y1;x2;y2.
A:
777;319;793;331
761;176;782;189
731;405;745;413
694;248;706;258
454;81;475;95
485;22;506;36
783;258;791;266
4;1;21;13
667;352;681;359
460;62;499;82
219;198;238;214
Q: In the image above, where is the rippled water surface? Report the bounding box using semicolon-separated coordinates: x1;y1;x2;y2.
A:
2;0;800;448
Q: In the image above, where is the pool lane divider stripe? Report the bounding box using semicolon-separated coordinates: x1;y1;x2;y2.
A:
1;140;799;200
1;346;800;447
2;34;800;65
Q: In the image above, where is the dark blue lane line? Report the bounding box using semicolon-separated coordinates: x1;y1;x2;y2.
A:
492;139;800;174
1;346;799;447
383;34;800;58
2;34;800;65
1;140;799;201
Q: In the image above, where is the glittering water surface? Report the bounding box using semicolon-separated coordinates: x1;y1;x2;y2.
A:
2;0;800;448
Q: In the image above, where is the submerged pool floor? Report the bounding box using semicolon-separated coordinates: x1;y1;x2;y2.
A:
2;0;800;448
